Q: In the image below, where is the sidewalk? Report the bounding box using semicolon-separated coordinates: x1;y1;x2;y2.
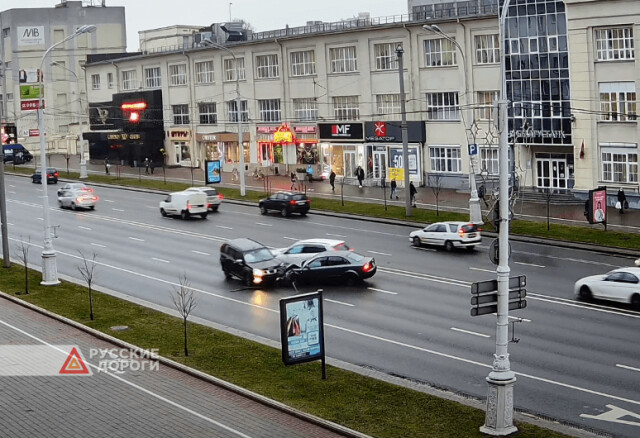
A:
44;155;640;231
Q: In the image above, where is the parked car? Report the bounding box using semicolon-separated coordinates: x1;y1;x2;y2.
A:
574;267;640;307
409;222;481;251
31;168;59;184
220;238;285;287
259;191;310;217
273;239;352;265
57;189;98;210
184;187;223;212
159;191;208;219
57;183;93;196
284;251;376;286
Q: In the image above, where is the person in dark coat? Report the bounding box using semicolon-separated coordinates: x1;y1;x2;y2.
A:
409;181;417;207
390;179;398;199
356;166;365;188
617;188;627;214
104;157;110;175
329;170;336;191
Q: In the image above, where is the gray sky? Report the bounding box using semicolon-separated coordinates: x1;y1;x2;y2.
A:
4;0;407;51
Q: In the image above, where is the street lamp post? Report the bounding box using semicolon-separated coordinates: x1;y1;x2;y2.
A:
38;24;96;286
423;24;483;225
395;45;412;217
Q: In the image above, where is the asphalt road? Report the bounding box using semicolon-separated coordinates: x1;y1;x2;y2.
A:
3;175;640;438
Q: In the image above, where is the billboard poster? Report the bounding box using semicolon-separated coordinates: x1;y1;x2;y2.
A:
205;160;221;184
18;26;45;46
389;147;418;175
591;188;607;224
20;85;42;100
280;291;324;366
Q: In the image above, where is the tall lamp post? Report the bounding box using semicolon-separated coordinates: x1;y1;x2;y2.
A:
423;24;483;225
38;24;96;285
202;39;246;196
395;45;412;217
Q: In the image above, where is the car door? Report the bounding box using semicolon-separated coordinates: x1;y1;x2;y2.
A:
597;272;627;301
300;256;329;282
59;190;71;207
264;194;278;210
327;256;350;281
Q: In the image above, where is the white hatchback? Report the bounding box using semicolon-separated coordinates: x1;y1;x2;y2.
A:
184;187;223;212
409;222;481;251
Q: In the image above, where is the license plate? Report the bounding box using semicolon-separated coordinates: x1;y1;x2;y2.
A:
468;233;477;238
296;201;306;205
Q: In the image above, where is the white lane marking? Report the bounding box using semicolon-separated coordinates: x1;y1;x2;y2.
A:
112;208;125;212
216;225;233;230
103;199;114;203
79;226;92;231
368;287;398;295
379;267;469;288
326;233;347;238
255;222;272;227
0;319;253;438
325;299;355;307
37;217;43;221
367;250;392;256
469;267;495;273
528;293;640;319
7;223;14;226
282;236;297;241
128;237;144;242
152;257;170;264
8;184;15;187
514;250;620;268
514;261;546;268
616;364;640;373
192;250;210;256
90;243;106;248
450;327;490;338
8;191;15;194
146;205;156;209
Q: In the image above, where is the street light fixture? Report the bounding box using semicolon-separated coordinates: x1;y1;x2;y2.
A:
423;24;483;225
201;39;246;196
38;24;96;286
395;45;412;217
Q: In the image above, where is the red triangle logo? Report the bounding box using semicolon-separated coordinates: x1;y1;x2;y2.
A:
59;347;91;375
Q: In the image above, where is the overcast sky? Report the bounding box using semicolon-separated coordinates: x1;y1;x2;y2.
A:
4;0;408;51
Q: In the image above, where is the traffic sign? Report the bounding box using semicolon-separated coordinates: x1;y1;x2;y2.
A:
468;143;478;156
489;239;512;265
470;276;526;294
470;289;526;306
470;299;527;317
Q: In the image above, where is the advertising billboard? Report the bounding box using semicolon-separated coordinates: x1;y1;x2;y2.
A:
279;291;325;366
389;147;418;176
590;188;607;224
205;160;221;184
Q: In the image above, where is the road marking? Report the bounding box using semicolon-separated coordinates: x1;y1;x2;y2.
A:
367;287;398;295
103;199;114;203
514;261;546;268
616;364;640;373
216;225;233;230
8;191;15;194
379;267;469;288
325;299;355;307
79;226;92;231
7;223;14;226
152;257;170;264
528;293;640;319
37;217;43;221
514;250;620;268
146;205;156;209
112;208;125;212
128;237;144;242
90;243;106;248
8;184;15;187
469;267;495;273
450;327;490;338
367;250;392;256
192;250;210;256
326;233;347;238
255;222;272;227
282;236;297;241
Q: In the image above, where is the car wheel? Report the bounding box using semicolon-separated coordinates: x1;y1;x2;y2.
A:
160;208;167;217
243;272;253;287
345;274;359;287
578;285;592;301
412;236;421;247
223;269;232;280
211;206;219;212
89;206;95;211
71;203;76;211
466;246;476;252
58;200;63;208
181;210;190;220
631;294;640;308
259;205;267;215
280;207;289;217
200;212;208;219
300;211;307;216
444;241;454;252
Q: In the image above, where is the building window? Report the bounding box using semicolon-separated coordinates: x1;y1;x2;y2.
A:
195;61;214;84
329;46;357;73
121;70;137;91
224;58;245;81
476;91;498;120
332;96;359;120
258;99;281;122
255;54;279;79
107;72;114;89
144;67;161;88
169;64;187;86
227;100;248;122
424;38;457;67
430;146;462;173
376;94;401;117
91;74;101;90
601;144;638;183
600;82;637;121
480;147;499;175
426;92;460;120
475;34;500;64
293;98;318;121
172;104;189;125
198;102;217;124
595;27;634;61
290;50;316;76
374;43;399;70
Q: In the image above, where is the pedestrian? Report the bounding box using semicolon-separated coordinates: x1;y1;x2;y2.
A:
150;160;155;174
290;171;297;190
390;178;398;199
617;188;627;214
144;157;150;175
329;170;336;192
356;165;364;188
409;181;417;207
104;157;110;175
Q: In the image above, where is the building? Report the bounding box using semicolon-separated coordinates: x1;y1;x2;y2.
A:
0;0;126;155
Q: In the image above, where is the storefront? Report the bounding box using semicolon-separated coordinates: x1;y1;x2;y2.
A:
196;133;222;162
318;123;364;179
167;128;193;167
257;124;318;173
214;132;250;171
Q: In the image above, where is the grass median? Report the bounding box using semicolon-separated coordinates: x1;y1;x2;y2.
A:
0;261;569;438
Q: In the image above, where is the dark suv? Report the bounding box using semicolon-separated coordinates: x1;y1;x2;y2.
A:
259;191;310;217
220;238;284;287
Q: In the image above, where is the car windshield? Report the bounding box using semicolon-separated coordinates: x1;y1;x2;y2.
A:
244;248;274;263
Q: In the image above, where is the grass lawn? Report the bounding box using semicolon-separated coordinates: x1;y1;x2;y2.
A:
0;262;570;438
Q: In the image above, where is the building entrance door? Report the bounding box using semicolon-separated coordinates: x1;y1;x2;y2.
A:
536;156;567;189
373;150;387;179
344;151;356;178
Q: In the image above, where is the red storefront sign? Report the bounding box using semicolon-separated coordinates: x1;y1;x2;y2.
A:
21;100;43;111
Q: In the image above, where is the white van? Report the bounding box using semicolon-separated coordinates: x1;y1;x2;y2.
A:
159;191;208;219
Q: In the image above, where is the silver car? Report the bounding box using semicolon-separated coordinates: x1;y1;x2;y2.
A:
184;187;223;212
409;222;481;251
57;183;93;197
273;239;352;265
57;189;98;210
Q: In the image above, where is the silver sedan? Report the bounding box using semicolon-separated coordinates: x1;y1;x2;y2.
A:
57;189;98;210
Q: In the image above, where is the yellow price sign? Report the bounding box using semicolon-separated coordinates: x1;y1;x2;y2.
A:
389;167;404;181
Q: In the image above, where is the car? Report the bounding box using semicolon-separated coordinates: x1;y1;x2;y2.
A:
159;191;208;219
184;187;223;212
259;191;310;217
574;267;640;307
220;238;285;287
57;189;98;210
3;144;33;163
31;168;59;184
636;258;640;267
409;222;481;251
57;183;93;196
284;251;376;286
273;239;352;265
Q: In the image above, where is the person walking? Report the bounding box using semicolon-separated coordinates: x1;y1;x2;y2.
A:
329;170;336;192
617;188;627;214
409;181;417;207
150;160;155;174
356;165;364;188
104;157;110;175
144;157;150;175
290;171;297;190
390;178;398;199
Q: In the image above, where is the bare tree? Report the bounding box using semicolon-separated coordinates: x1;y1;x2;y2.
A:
428;173;444;216
172;273;198;357
14;236;30;294
77;251;98;320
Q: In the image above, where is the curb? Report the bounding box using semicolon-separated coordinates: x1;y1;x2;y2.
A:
0;290;370;438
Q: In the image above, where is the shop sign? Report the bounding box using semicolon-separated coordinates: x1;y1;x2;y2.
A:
509;129;567;140
293;126;316;134
20;85;42;100
318;123;363;141
364;121;426;142
18;26;45;46
29;129;40;137
21;100;43;111
107;133;141;141
197;134;217;142
169;129;191;140
273;123;295;144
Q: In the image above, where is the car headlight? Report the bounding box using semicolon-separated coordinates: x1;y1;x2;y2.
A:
253;269;265;277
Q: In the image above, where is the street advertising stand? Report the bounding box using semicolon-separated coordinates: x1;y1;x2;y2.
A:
205;160;221;184
586;187;607;230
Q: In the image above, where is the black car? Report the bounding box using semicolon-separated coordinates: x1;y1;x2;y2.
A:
31;168;59;184
220;238;285;287
259;191;310;217
285;251;376;286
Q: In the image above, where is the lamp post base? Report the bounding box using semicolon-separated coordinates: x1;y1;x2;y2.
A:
79;162;88;179
469;194;484;225
41;250;60;286
480;376;517;436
